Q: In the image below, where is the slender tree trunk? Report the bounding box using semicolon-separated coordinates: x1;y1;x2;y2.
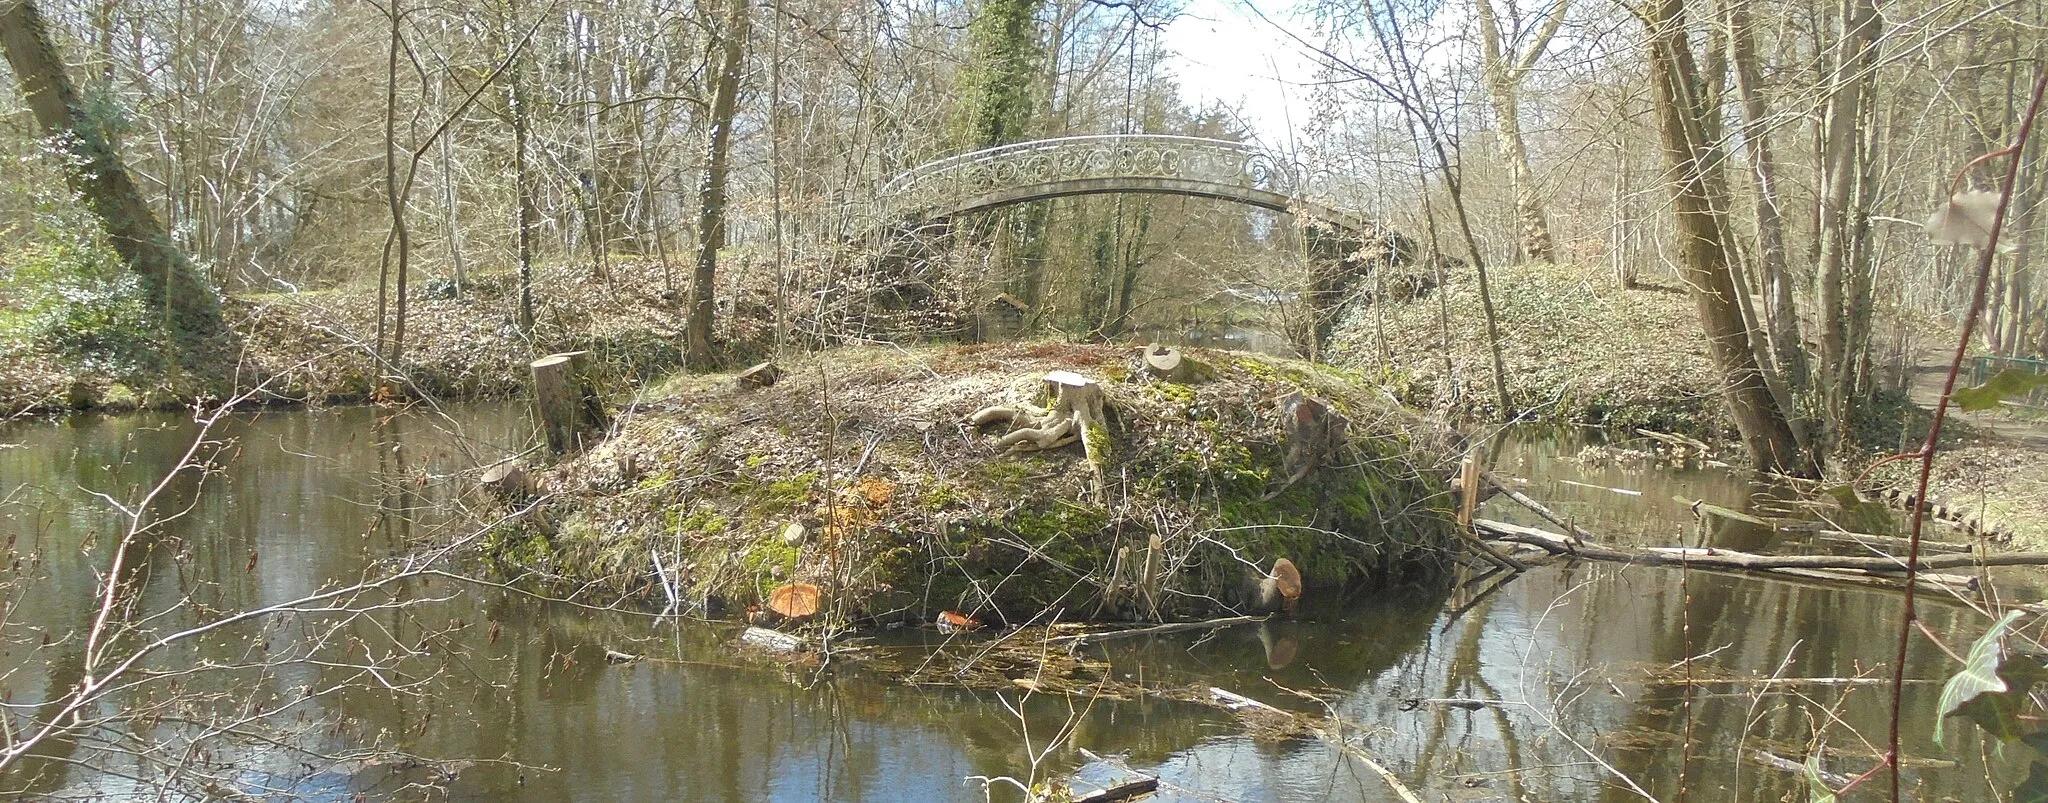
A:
1472;0;1566;264
1813;0;1880;452
0;0;224;347
1642;0;1813;476
380;0;414;371
687;0;749;368
1726;0;1806;386
438;121;466;294
504;6;536;332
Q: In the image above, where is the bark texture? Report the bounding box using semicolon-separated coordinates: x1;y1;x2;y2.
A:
1472;0;1567;263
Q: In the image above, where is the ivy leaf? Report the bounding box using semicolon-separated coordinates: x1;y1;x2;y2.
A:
2018;761;2048;803
1953;654;2048;745
1937;610;2028;747
1806;753;1838;803
1952;369;2048;413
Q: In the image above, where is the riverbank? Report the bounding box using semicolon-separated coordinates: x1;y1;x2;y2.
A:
1327;261;1733;440
479;343;1462;624
2;259;697;416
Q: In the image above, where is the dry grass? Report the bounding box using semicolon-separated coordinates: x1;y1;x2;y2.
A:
5;259;695;415
1329;261;1729;438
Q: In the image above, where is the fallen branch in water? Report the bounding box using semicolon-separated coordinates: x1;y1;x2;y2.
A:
1049;614;1268;646
1813;530;1970;555
1474;519;2048;572
1070;774;1160;803
1483;471;1599;544
1257;683;1427;803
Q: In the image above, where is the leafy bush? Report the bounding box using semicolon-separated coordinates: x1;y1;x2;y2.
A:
0;232;164;376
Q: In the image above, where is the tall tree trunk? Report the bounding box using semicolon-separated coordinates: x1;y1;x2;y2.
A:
379;0;414;372
438;119;466;294
1813;0;1881;452
1642;0;1814;477
502;3;536;332
1726;0;1807;387
687;0;749;368
0;0;224;348
1472;0;1567;263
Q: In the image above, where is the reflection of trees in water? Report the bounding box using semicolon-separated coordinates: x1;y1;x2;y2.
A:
1589;564;1993;802
1414;589;1531;800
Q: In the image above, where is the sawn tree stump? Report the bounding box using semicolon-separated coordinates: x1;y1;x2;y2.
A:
532;351;609;454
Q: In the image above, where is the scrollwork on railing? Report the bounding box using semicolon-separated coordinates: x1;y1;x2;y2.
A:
874;135;1326;226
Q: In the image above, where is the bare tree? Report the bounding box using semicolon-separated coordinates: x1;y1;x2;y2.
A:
1640;0;1813;476
1472;0;1567;263
687;0;750;368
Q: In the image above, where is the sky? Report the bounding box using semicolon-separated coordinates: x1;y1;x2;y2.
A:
1156;0;1323;149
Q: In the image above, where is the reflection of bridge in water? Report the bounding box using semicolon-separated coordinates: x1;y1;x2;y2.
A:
869;134;1383;235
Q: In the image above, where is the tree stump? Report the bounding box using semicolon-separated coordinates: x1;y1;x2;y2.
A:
1254;557;1303;614
531;351;609;454
737;361;781;389
1263;392;1348;499
479;460;533;500
1141;344;1208;383
967;370;1113;500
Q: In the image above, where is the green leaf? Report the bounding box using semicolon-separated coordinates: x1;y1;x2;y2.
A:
1806;753;1838;803
2017;762;2048;803
1953;654;2048;744
1952;369;2048;412
1937;610;2028;747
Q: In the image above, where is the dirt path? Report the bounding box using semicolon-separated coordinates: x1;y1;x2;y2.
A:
1907;362;2048;447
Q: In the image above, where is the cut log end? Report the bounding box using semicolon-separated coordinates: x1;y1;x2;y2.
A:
737;361;782;389
767;582;822;620
479;461;533;499
1141;343;1208;383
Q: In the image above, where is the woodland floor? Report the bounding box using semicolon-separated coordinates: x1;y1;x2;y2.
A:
2;258;700;417
1327;261;1732;440
1889;360;2048;550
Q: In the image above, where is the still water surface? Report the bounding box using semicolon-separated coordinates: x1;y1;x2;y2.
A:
0;404;2029;800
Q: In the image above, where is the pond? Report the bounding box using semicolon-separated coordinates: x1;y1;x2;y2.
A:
0;403;2029;801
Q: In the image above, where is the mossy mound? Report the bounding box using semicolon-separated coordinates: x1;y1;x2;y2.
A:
492;342;1462;624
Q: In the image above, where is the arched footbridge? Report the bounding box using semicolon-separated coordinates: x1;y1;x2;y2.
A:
870;134;1383;235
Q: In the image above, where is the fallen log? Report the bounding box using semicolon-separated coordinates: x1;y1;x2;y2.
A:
1813;530;1971;555
1210;687;1425;803
1049;614;1266;646
739;626;806;653
1071;775;1160;803
1483;471;1598;544
1474;518;2048;572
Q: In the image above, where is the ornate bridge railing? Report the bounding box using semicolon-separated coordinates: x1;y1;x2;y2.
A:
870;134;1368;232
